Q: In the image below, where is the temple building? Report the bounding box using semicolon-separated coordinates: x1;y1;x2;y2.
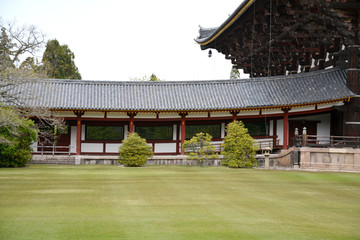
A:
19;0;359;156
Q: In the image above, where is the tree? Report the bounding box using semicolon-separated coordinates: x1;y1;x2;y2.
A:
118;133;153;167
230;65;240;79
0;20;65;166
0;27;15;70
221;121;258;168
183;132;217;166
42;39;81;79
130;73;162;81
0;107;38;168
19;57;43;73
149;73;161;81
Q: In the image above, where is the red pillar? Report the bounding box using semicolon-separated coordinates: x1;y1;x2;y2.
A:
76;114;82;155
127;112;137;134
180;116;186;155
282;108;289;149
231;110;238;122
129;116;134;133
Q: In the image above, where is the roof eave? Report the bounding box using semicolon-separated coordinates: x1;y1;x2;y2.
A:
195;0;256;46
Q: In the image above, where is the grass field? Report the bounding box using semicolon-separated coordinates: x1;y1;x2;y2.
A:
0;165;359;240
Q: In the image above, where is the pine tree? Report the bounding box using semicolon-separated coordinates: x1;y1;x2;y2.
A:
0;27;15;70
42;39;81;79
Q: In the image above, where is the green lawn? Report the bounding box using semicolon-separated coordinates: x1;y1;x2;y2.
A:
0;165;359;240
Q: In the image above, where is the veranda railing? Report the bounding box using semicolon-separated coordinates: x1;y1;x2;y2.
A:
34;145;72;156
294;135;360;148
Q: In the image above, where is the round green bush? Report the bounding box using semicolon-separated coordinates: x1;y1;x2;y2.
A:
118;132;153;167
221;121;258;168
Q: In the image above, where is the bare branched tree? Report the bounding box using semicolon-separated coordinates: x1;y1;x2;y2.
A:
0;19;65;145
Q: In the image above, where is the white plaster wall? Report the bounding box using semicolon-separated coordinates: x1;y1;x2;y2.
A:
52;111;76;117
106;143;122;153
31;138;38;152
81;124;85;140
173;124;177;140
317;114;331;136
135;112;157;118
221;123;226;138
187;112;208;118
238;110;259;116
277;119;284;145
83;112;105;118
154;143;177;153
318;103;335;109
289;105;315;113
263;109;283;114
124;125;128;139
159;113;180;119
107;112;128;118
211;112;232;117
81;143;103;153
269;120;274;136
70;126;77;153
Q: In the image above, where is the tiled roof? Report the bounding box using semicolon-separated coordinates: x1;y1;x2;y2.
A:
13;68;354;112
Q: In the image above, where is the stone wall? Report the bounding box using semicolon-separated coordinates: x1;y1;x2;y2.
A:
256;148;296;168
299;147;360;171
31;155;75;165
147;156;222;166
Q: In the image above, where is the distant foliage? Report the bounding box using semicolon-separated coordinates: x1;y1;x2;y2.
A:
118;133;153;167
221;121;257;168
0;108;38;168
183;132;217;166
230;65;240;79
130;73;162;81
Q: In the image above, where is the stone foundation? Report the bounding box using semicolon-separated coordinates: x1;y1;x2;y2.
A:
31;155;75;165
300;147;360;171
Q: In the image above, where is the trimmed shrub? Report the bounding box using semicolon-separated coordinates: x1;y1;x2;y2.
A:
183;132;217;166
221;121;258;168
118;132;153;167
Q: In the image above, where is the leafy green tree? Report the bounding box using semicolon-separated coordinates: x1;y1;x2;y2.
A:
0;107;38;167
221;121;258;168
42;39;81;79
118;132;153;167
230;65;240;79
183;132;217;166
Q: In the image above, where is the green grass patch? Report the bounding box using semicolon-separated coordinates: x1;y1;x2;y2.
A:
0;165;359;240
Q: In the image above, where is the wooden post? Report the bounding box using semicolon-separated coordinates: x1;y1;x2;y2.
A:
127;112;137;133
231;110;239;122
76;114;82;155
179;113;187;155
282;108;290;149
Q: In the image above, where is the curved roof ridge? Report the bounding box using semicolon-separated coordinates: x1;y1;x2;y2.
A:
37;67;343;85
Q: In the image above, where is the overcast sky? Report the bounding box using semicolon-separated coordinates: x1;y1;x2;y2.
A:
1;0;245;81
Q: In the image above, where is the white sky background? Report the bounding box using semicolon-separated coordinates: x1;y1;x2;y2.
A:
1;0;246;81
